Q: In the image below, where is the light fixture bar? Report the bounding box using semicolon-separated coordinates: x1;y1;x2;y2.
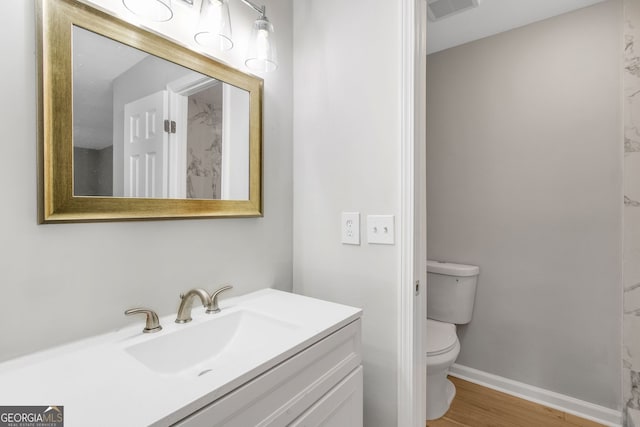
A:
130;0;278;72
239;0;265;16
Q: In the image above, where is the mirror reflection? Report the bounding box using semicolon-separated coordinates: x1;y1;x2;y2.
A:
72;26;250;200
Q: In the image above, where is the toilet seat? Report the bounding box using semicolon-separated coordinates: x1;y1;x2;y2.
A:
427;319;457;356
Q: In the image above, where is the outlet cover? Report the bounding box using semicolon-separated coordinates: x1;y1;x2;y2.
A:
341;212;360;245
367;215;395;245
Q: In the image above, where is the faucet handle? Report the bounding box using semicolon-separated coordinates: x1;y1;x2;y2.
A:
125;308;162;333
207;285;233;314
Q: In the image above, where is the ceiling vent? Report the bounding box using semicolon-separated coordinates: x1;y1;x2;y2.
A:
427;0;480;22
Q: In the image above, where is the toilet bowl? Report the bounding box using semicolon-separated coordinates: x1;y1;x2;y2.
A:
426;260;479;421
426;318;460;420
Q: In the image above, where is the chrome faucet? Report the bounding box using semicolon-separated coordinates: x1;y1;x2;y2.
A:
175;288;212;324
125;308;162;333
207;285;233;314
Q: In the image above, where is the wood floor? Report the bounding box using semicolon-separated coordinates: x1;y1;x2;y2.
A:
426;377;605;427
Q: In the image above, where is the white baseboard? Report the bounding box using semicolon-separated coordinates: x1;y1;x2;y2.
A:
449;364;622;427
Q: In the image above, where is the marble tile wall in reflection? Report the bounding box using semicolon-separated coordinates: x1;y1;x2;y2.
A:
624;0;640;425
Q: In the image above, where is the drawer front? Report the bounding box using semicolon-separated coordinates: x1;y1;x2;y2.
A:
289;366;363;427
174;319;362;427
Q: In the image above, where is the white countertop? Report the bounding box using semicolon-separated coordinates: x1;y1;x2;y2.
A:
0;289;361;427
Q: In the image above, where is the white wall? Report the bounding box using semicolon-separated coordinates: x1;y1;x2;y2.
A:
292;1;403;426
0;0;292;363
426;0;622;409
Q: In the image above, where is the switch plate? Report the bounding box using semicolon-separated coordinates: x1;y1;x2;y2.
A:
341;212;360;245
367;215;395;245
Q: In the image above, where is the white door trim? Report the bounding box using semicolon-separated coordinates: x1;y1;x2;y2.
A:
167;74;220;97
397;0;427;426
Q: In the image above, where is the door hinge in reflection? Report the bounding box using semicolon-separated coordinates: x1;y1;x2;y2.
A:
415;280;420;296
164;119;176;134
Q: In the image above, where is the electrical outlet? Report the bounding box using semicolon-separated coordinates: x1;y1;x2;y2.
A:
341;212;360;245
367;215;395;245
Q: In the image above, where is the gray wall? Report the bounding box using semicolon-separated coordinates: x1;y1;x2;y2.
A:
426;0;623;409
0;0;292;363
96;145;113;196
74;146;113;196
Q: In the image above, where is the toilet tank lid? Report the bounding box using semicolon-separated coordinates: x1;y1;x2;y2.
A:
427;260;479;277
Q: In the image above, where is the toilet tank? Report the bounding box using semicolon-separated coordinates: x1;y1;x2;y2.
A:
427;260;479;324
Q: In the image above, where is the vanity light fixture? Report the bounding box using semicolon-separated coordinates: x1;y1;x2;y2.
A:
194;0;278;72
122;0;277;72
122;0;173;22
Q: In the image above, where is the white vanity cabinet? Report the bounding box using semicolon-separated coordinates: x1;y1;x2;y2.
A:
173;319;362;427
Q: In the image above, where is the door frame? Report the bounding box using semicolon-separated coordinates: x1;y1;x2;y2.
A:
398;0;427;425
166;74;221;198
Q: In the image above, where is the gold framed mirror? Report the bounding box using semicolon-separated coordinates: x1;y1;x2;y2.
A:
36;0;263;223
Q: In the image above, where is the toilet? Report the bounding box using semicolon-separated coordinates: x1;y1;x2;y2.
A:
426;260;479;420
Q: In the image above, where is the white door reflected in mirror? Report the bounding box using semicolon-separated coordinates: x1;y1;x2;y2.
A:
123;90;168;198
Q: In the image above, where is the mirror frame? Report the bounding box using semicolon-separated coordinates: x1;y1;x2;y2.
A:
36;0;263;223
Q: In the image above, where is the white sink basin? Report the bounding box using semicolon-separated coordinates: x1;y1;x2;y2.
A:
125;309;299;376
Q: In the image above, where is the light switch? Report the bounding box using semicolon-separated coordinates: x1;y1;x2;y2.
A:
341;212;360;245
367;215;395;245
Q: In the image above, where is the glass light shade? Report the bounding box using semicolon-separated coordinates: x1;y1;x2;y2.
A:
194;0;233;51
122;0;173;22
245;16;277;72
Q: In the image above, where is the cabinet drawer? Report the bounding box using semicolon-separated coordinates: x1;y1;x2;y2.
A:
289;366;363;427
174;319;361;427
